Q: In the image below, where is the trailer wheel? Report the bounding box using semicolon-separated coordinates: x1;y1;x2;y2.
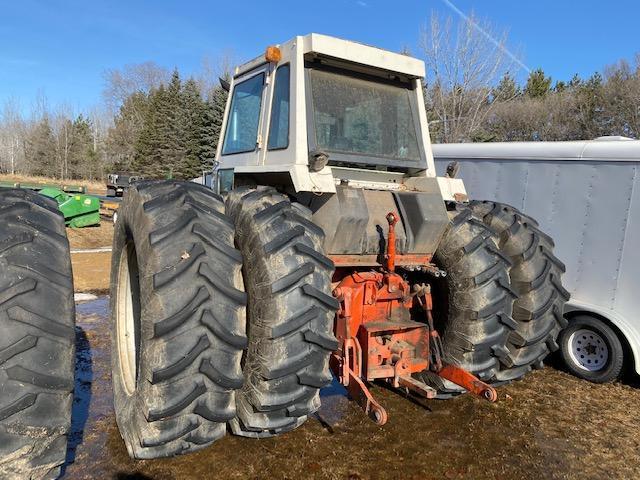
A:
469;201;570;381
418;206;516;393
559;315;623;383
226;187;338;437
106;187;116;197
0;189;75;479
110;181;246;459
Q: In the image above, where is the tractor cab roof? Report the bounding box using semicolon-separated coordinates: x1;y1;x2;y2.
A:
233;33;426;80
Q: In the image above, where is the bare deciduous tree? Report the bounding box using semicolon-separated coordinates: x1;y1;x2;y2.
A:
197;51;236;100
0;99;25;174
419;12;524;142
102;62;170;111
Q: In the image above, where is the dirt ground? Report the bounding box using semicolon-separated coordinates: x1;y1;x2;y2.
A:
67;223;114;250
68;223;114;293
63;295;640;480
71;252;112;292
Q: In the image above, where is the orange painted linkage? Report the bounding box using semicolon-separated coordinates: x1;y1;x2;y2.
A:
385;212;398;272
437;364;498;402
331;338;388;425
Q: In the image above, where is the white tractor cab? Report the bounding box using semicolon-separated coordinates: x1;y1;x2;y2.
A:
215;33;467;259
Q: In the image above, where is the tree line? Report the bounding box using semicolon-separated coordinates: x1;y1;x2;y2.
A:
0;14;639;182
425;64;640;144
109;70;227;180
421;13;640;143
0;61;229;181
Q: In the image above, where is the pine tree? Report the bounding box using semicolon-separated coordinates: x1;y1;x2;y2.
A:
209;85;228;156
199;100;218;171
568;74;582;89
576;72;606;138
133;72;186;179
68;115;96;179
492;73;520;101
554;80;567;93
108;91;149;171
134;86;166;177
162;69;185;176
28;116;57;176
180;78;205;179
524;69;552;98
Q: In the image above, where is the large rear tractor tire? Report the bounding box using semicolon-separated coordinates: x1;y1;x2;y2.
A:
110;181;246;459
469;201;570;382
417;206;516;394
226;187;338;438
0;189;75;479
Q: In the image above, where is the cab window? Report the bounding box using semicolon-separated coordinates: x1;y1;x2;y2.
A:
267;65;290;150
222;73;265;155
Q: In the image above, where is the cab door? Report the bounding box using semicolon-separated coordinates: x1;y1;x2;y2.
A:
219;64;271;167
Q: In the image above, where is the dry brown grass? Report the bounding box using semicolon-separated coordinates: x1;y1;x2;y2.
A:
0;173;106;194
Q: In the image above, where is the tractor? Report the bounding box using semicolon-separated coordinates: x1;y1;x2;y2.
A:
109;34;569;458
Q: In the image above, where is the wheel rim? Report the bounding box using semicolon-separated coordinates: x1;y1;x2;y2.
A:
568;328;608;371
116;242;139;395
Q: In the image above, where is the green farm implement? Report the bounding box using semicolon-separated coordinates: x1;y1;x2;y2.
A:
38;187;101;228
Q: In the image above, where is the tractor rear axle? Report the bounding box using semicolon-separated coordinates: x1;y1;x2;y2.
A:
329;212;497;425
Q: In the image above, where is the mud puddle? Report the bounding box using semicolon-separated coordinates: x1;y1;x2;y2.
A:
63;296;640;480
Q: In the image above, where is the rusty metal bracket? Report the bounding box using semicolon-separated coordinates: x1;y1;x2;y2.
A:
331;337;389;425
346;369;388;425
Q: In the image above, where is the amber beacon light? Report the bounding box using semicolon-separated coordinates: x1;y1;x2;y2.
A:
265;45;282;63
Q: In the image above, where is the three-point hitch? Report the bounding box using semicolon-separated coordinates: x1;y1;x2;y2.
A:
330;212;497;425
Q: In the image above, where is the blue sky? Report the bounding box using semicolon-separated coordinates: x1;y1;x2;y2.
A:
1;0;638;113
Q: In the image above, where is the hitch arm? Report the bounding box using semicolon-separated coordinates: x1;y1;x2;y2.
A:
437;364;498;402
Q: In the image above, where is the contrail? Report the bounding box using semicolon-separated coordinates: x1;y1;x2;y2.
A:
440;0;531;73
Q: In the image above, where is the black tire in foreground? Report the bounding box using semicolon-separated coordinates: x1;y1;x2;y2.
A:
110;181;247;459
0;189;75;479
416;206;516;394
469;201;570;382
226;187;338;437
559;315;624;383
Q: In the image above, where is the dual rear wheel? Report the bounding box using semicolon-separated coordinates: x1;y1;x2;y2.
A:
110;182;337;458
419;201;569;393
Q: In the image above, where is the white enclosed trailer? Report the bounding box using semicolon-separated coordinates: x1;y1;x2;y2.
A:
433;138;640;380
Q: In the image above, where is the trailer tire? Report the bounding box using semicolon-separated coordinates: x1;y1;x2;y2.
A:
559;315;623;383
417;205;516;393
110;181;246;459
106;187;116;197
0;189;75;479
226;187;338;437
469;201;570;382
